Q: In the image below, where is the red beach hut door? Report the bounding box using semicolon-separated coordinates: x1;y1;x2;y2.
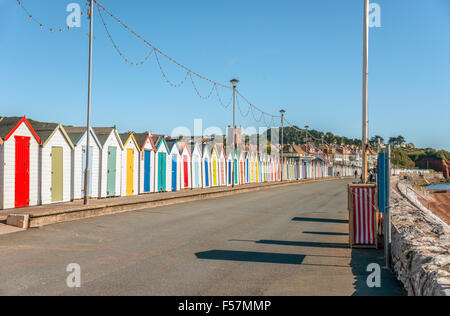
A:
183;156;189;188
15;136;30;208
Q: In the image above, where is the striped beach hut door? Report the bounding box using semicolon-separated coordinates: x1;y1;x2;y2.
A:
171;155;177;192
51;146;63;202
82;146;93;197
228;161;231;185
144;150;151;192
234;159;238;185
107;146;117;196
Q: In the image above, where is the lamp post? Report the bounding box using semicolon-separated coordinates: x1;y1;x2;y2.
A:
304;125;309;144
84;0;94;205
361;0;370;183
230;79;239;188
280;109;286;181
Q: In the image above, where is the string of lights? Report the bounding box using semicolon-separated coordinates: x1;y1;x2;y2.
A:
16;0;71;33
284;118;331;145
15;0;294;128
97;5;154;66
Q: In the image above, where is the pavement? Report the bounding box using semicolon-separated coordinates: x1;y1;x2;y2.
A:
0;179;404;296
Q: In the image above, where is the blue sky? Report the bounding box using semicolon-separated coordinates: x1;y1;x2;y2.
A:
1;0;449;150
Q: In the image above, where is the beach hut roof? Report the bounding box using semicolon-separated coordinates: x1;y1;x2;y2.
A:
92;127;124;149
153;135;169;152
31;123;74;149
166;139;180;153
64;126;102;148
119;132;140;150
133;132;156;151
0;116;42;144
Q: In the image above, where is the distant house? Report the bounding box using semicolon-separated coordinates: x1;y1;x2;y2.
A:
0;116;41;209
93;127;124;198
64;126;102;200
32;123;74;205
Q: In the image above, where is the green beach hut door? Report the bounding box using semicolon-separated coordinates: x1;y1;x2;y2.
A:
158;152;166;191
51;146;63;202
107;146;117;197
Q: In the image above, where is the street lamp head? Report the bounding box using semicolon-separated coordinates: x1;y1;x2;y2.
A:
230;78;239;87
305;125;309;129
280;109;286;114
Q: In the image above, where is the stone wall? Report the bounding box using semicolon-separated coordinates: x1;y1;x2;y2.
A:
390;180;450;296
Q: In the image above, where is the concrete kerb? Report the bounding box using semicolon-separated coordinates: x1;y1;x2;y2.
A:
20;177;348;228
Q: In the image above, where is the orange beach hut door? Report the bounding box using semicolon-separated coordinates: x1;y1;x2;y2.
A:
126;148;134;196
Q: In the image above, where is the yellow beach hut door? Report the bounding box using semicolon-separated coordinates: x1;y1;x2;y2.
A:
126;149;134;196
51;146;63;202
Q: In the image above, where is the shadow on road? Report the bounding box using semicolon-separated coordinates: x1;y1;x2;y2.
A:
292;217;348;224
195;250;305;265
256;239;349;249
302;231;349;236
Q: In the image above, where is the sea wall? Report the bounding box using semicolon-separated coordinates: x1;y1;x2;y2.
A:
390;179;450;296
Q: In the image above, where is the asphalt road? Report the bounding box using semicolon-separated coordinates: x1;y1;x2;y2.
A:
0;179;404;296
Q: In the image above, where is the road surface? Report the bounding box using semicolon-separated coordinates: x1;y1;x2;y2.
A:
0;179;404;296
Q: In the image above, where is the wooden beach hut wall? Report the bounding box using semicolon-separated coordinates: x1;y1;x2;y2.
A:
65;126;102;200
218;144;226;186
190;142;202;189
245;152;250;184
32;123;74;205
239;150;246;185
93;128;124;198
153;136;169;192
202;144;211;188
211;144;220;187
0;117;41;209
226;149;233;186
134;133;156;194
119;132;140;197
233;149;239;185
179;142;192;190
166;140;182;192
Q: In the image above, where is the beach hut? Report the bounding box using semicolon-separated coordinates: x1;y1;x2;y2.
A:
153;136;169;192
210;144;220;187
239;150;246;185
226;149;233;186
202;144;211;188
216;144;226;186
134;132;156;194
179;142;192;190
166;140;182;192
119;132;140;197
0;116;41;209
65;126;102;200
93;127;124;198
32;123;74;205
190;141;202;189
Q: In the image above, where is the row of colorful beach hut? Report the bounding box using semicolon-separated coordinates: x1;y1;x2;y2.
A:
0;116;330;210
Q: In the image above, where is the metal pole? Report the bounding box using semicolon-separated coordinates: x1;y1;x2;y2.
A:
280;110;285;182
84;0;94;205
230;79;239;188
385;144;392;269
361;0;370;183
